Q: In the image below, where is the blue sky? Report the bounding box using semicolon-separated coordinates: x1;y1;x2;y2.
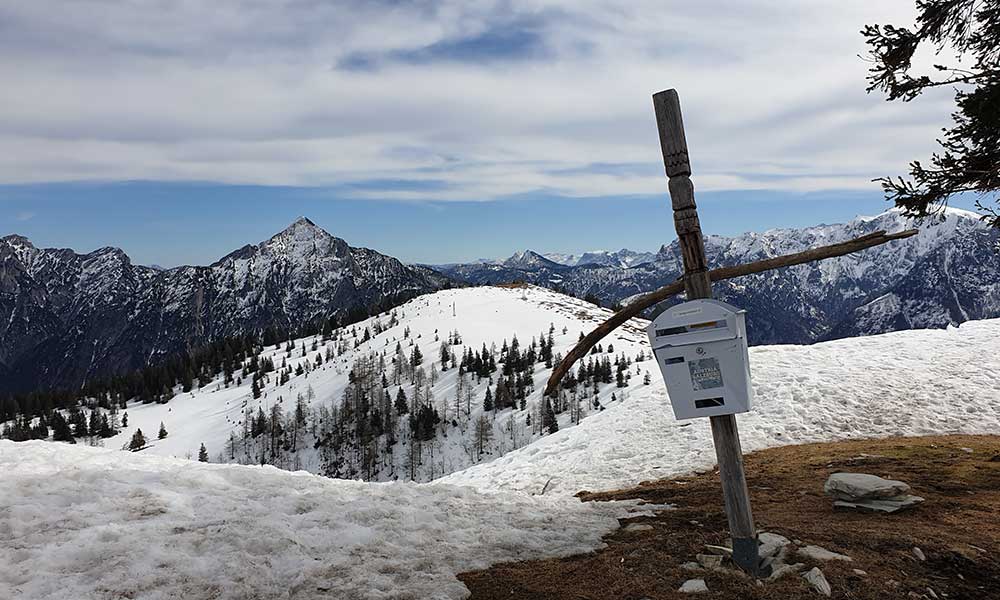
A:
0;1;972;265
4;181;983;266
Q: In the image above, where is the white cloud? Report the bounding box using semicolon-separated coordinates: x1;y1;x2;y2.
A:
0;1;946;199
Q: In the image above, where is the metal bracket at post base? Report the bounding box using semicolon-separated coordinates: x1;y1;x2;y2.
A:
732;537;771;578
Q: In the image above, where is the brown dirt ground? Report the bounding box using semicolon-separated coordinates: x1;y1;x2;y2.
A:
459;435;1000;600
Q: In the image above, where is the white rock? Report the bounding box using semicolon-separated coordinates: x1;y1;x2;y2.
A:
852;569;867;576
678;579;709;593
913;547;926;561
798;545;853;562
681;562;703;571
696;553;724;569
622;523;654;532
803;567;832;597
768;562;805;581
824;473;910;500
758;532;792;558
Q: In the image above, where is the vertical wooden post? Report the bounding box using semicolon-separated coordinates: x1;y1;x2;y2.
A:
653;89;762;576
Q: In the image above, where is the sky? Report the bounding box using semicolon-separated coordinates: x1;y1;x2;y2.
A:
0;1;973;265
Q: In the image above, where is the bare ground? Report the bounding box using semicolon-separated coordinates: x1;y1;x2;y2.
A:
459;435;1000;600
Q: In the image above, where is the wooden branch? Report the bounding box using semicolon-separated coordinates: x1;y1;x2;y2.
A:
543;228;918;397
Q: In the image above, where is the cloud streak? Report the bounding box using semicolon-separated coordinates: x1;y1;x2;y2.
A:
0;1;944;200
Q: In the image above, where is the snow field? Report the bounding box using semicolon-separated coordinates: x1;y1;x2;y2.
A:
443;317;1000;494
0;440;634;600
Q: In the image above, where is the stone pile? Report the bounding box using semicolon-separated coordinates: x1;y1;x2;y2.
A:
824;472;924;513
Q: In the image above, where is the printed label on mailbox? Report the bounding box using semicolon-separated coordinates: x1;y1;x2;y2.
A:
688;357;724;390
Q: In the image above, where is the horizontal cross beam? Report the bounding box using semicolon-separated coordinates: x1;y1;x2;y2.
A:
543;228;918;398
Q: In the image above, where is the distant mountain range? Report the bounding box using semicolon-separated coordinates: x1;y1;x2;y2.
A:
4;208;998;396
433;208;1000;346
0;218;448;393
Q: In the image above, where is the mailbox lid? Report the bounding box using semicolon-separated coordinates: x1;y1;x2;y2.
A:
647;299;746;346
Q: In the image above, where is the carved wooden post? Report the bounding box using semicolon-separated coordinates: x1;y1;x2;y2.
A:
653;89;762;575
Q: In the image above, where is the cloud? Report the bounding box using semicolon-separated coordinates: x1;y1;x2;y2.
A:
14;211;35;221
0;1;942;200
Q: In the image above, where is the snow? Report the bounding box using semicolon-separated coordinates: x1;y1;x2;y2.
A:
442;317;1000;494
0;440;631;600
3;286;1000;598
102;285;653;481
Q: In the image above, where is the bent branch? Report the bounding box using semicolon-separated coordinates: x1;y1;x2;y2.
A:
544;229;918;397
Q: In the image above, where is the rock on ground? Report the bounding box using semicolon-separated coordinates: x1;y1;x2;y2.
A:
824;473;910;500
678;579;709;593
803;567;832;597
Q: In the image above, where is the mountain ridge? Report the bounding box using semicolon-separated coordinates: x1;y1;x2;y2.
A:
0;218;448;393
434;208;1000;345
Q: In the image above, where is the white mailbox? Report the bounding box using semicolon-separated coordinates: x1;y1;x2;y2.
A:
646;299;753;420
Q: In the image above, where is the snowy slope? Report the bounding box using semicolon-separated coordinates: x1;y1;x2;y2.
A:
0;440;630;600
102;285;653;481
443;318;1000;494
99;284;1000;495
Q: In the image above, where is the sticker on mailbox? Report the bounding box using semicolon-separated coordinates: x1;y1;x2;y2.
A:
688;358;724;390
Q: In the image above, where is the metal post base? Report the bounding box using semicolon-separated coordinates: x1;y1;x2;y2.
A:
732;537;771;578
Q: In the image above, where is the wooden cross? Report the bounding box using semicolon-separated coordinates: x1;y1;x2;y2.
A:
544;89;917;577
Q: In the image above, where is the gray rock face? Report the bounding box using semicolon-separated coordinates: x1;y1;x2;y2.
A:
0;218;448;392
824;473;911;501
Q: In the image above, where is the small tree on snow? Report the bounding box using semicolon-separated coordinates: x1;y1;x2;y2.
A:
128;429;146;451
158;422;168;439
198;443;209;462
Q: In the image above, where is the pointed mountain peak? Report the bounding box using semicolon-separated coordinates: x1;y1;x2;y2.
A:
290;216;317;228
269;216;333;243
504;250;561;269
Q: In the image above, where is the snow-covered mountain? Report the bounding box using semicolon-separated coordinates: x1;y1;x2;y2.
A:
435;208;1000;345
97;285;654;483
0;218;448;393
543;249;658;268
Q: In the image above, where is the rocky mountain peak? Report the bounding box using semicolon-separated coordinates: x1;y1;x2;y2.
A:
504;250;561;269
1;234;34;248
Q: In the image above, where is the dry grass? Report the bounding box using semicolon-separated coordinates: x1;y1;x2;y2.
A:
459;435;1000;599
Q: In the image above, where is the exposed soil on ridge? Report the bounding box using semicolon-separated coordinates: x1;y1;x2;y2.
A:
459;435;1000;599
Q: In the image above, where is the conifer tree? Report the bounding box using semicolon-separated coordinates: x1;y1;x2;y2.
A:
50;412;75;443
395;388;409;416
483;387;494;412
129;428;146;451
99;414;114;438
158;422;168;439
198;443;209;462
542;397;559;434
